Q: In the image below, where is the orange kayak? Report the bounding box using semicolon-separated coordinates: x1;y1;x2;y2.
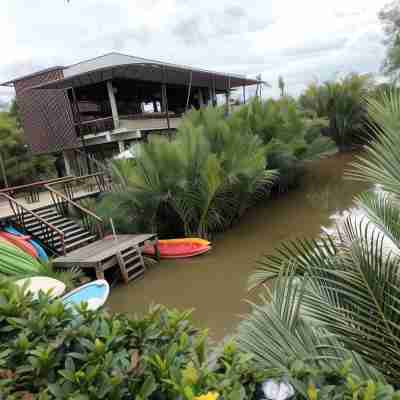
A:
143;238;211;259
0;232;38;259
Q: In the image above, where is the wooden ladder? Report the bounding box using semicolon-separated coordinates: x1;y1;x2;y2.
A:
116;246;145;283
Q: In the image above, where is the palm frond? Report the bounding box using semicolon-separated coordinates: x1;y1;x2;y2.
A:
238;268;381;381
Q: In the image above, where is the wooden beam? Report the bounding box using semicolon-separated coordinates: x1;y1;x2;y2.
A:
162;67;171;135
71;87;91;174
185;70;193;111
106;81;120;129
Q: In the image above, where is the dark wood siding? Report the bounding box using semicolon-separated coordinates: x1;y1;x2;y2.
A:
14;69;80;155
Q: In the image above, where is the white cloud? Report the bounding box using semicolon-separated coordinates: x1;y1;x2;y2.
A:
0;0;386;102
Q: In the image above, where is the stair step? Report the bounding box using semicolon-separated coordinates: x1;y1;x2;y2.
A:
35;207;58;216
25;216;67;229
64;231;92;243
126;268;145;281
54;220;79;230
124;254;141;266
65;235;96;251
23;210;59;223
63;227;86;237
126;262;144;273
27;218;70;233
121;248;139;258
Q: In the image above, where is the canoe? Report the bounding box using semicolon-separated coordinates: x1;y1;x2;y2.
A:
143;238;211;259
0;232;38;259
0;236;20;251
15;277;66;299
62;279;110;311
4;227;48;262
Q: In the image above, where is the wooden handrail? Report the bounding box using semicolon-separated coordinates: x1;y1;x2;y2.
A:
49;172;104;185
0;192;66;254
44;185;103;222
0;175;75;194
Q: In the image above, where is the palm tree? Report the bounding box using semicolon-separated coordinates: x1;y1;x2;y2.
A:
97;107;276;238
239;89;400;383
299;74;374;150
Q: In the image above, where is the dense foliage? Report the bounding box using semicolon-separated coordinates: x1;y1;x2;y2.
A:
234;98;335;189
0;279;264;399
242;90;400;384
380;0;400;81
299;74;374;150
0;109;54;188
0;279;397;399
97;103;334;237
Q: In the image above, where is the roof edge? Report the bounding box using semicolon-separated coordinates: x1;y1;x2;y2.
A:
0;66;65;87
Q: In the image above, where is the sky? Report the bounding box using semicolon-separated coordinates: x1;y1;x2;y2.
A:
0;0;387;108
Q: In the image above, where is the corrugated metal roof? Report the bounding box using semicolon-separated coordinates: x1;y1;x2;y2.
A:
0;66;65;86
2;52;261;89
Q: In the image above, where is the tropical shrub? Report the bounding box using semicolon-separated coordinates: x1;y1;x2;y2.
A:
0;110;55;188
241;90;400;384
0;279;263;399
98;103;335;237
233;97;336;189
97;107;275;238
0;279;398;399
299;74;374;150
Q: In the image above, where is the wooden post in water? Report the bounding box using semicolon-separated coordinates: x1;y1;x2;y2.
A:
0;151;8;188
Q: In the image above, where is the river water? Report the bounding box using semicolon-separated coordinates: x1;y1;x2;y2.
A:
108;152;367;339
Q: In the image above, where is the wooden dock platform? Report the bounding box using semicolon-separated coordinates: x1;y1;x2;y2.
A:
53;234;158;283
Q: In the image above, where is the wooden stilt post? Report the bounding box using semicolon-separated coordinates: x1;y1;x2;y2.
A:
185;70;193;111
226;77;231;115
162;67;171;139
243;85;246;104
71;87;91;174
0;152;8;188
106;81;120;129
212;76;216;106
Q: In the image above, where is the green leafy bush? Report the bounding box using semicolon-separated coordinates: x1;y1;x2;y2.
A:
0;111;55;188
0;279;262;399
0;278;397;399
96;107;275;238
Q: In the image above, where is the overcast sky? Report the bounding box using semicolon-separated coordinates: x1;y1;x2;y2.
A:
0;0;386;107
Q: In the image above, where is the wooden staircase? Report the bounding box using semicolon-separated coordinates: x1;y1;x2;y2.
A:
19;205;97;254
116;246;146;283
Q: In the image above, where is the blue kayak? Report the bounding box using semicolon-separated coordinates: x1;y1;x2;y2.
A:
62;280;110;311
5;226;49;262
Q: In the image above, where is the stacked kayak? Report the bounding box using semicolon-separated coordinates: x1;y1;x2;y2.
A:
0;227;48;262
4;227;48;262
0;240;42;275
143;238;211;259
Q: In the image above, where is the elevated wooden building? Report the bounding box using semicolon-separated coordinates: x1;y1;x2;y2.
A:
1;52;259;173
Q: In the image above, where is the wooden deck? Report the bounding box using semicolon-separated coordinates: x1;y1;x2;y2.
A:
53;234;158;282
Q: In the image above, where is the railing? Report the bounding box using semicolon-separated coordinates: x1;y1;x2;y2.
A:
45;185;105;239
75;116;114;136
47;172;112;202
0;192;66;255
0;176;75;204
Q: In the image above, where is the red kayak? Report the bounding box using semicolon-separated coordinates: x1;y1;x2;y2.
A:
0;232;38;259
143;238;211;259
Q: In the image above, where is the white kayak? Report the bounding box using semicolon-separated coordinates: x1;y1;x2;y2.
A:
62;279;110;311
15;277;66;299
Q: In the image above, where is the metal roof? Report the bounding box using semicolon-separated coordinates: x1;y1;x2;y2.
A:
0;66;65;86
2;52;260;91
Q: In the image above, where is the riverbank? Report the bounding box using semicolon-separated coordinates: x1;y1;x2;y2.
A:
108;152;367;338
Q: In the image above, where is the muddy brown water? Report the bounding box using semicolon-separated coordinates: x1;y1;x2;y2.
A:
108;152;367;339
